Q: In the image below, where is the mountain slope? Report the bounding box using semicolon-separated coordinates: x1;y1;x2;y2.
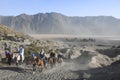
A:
0;24;30;41
0;12;120;35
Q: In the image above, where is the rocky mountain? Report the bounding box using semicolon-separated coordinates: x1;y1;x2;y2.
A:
0;12;120;35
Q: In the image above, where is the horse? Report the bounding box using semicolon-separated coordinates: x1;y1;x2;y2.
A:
57;53;63;65
49;57;57;68
12;53;24;66
57;57;63;65
32;57;45;72
37;58;44;71
5;54;12;65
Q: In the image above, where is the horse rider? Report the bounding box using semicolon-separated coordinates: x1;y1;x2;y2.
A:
18;45;24;63
57;51;64;64
57;52;63;59
31;52;38;71
5;48;12;65
31;52;37;62
32;53;36;59
39;49;47;67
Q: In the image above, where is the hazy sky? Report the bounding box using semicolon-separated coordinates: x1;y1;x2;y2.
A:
0;0;120;18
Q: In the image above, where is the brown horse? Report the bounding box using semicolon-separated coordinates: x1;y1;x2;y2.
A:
49;57;57;68
6;54;12;65
37;58;44;70
32;57;44;72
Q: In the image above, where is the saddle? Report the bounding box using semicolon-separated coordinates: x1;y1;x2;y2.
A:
6;54;11;59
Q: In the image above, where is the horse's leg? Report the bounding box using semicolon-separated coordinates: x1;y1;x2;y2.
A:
16;60;19;66
8;58;11;65
53;57;57;66
43;59;47;68
33;63;36;71
40;61;44;72
49;58;52;68
49;58;54;68
59;58;62;65
10;58;12;65
39;65;43;72
6;56;9;65
32;62;37;74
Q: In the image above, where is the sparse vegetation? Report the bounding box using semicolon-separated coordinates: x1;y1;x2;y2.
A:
1;23;120;80
0;24;31;42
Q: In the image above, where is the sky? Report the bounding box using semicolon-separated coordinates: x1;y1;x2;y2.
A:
0;0;120;18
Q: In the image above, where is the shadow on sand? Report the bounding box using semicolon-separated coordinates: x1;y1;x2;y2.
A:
0;66;26;73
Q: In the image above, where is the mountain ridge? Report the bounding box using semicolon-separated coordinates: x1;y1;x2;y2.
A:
0;12;120;35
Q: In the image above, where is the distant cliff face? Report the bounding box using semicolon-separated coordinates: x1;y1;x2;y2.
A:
0;12;120;35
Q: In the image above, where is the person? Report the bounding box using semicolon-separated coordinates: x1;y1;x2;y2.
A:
39;49;47;66
5;48;12;65
50;50;56;58
31;52;37;70
31;52;37;60
32;53;35;58
39;49;46;59
18;45;24;63
57;52;63;59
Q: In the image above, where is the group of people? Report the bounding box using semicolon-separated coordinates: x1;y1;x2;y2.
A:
31;49;63;68
4;43;63;68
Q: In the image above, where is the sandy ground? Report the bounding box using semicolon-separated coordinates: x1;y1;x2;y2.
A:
0;60;90;80
1;34;120;80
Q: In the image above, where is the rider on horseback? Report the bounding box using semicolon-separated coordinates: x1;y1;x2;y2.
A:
5;48;12;65
18;45;24;63
57;50;63;64
57;52;63;59
39;49;47;67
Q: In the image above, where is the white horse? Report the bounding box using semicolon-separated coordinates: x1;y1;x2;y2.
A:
12;53;24;65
